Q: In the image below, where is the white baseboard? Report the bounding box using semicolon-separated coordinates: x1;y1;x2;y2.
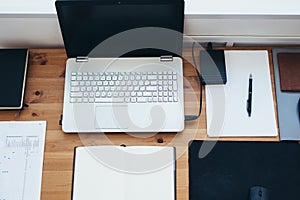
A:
183;35;300;46
184;14;300;46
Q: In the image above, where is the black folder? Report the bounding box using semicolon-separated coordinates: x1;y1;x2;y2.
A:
189;140;300;200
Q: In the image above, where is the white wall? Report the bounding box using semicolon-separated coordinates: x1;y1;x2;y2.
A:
0;0;56;14
0;15;63;48
185;0;300;15
2;0;300;15
1;0;300;48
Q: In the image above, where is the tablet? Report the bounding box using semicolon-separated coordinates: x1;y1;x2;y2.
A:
0;49;29;109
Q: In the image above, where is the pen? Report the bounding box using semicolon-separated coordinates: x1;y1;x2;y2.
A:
247;74;252;117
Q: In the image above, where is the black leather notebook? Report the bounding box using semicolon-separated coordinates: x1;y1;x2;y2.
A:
189;140;300;200
0;49;29;109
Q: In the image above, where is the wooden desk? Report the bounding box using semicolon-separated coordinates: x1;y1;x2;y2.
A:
0;48;279;200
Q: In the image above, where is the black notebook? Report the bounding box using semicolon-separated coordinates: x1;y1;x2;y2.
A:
189;140;300;200
0;49;29;109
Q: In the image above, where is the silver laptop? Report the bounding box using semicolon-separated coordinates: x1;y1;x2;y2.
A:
56;0;185;133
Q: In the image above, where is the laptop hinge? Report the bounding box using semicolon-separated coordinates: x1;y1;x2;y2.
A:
160;55;173;62
76;56;89;62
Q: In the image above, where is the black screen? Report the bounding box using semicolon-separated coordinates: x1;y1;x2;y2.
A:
55;0;184;58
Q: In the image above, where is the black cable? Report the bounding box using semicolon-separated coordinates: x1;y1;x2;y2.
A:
184;42;203;121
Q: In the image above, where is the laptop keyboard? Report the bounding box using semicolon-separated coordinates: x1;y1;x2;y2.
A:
69;71;179;103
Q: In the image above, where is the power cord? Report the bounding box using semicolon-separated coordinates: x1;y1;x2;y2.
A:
184;42;203;121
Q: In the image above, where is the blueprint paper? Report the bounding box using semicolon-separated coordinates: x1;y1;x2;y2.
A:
0;121;46;200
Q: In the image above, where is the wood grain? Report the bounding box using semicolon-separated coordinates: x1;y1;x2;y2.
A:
0;48;281;200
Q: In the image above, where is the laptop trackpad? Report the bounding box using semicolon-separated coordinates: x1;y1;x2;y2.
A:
95;105;129;129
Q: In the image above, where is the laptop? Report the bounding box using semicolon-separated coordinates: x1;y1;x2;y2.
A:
56;0;185;133
0;49;29;110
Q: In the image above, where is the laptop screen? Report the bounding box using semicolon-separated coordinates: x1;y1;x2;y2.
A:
56;0;184;58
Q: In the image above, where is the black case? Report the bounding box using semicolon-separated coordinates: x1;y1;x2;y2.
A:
199;49;227;85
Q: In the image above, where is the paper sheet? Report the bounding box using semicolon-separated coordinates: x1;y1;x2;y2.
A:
0;121;46;200
205;50;278;137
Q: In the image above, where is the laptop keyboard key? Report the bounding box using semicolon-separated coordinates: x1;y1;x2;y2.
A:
69;71;179;104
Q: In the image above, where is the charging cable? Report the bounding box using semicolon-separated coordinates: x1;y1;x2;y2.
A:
184;42;203;121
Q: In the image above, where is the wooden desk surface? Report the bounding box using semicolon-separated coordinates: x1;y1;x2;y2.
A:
0;48;280;200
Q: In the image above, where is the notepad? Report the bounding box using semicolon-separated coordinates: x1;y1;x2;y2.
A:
205;50;278;137
72;146;176;200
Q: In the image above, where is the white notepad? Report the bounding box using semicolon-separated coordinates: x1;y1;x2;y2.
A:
72;146;176;200
205;50;278;137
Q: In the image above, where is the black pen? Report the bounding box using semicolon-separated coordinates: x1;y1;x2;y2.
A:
247;74;252;117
